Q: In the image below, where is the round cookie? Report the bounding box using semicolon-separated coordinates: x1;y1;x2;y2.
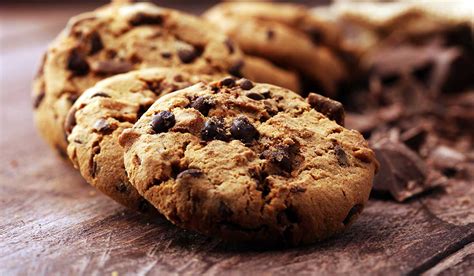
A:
119;78;378;245
32;1;243;157
203;2;349;95
66;68;214;212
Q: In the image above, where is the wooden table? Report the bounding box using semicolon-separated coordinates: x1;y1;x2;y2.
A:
1;3;473;275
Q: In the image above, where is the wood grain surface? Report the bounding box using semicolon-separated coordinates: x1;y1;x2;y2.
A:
0;3;473;275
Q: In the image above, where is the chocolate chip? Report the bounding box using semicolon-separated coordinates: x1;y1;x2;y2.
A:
89;32;103;55
306;28;323;45
225;38;235;54
91;60;133;75
201;117;228;141
116;182;129;193
380;73;400;86
246;92;265;100
278;206;299;225
220;77;236;87
89;157;97;178
412;61;434;84
136;104;151;120
178;46;203;64
93;119;115;134
150;111;175;133
138;199;152;213
307;93;345;126
240;79;254;90
67;49;89;76
161;52;172;59
343;204;363;225
33;90;45;109
177;169;203;179
229;60;244;77
266;29;275;40
290;186;306;193
65;107;77;135
129;13;163;26
334;145;349;167
190;96;214;116
261;147;292;173
90;92;110;98
230;116;259;144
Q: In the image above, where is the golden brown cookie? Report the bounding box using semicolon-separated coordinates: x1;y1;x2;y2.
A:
66;68;214;212
204;2;351;95
33;1;243;158
120;77;378;245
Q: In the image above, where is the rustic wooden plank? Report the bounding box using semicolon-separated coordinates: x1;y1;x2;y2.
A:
0;3;473;275
422;242;474;276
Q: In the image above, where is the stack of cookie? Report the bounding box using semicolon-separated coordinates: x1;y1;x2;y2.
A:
32;1;379;246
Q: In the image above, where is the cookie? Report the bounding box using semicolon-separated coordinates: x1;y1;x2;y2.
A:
203;2;350;95
241;55;300;92
32;1;243;157
119;77;378;245
66;68;214;212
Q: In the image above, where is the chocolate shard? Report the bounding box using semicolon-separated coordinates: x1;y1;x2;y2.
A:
370;137;446;202
307;93;345;126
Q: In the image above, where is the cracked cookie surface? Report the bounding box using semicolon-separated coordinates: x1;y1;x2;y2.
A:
120;78;378;245
66;68;214;212
32;1;244;157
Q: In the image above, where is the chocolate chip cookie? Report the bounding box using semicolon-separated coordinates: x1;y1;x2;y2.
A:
32;1;244;158
66;67;214;212
204;2;351;95
119;77;378;245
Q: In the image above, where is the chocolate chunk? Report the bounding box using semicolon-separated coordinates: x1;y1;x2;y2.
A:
246;92;264;100
306;28;323;45
33;90;45;109
65;107;77;135
91;60;133;75
278;206;299;225
290;186;306;193
89;32;103;55
266;29;275;40
201;117;228;141
262;147;292;173
225;38;235;54
190;96;214;116
230;116;259;144
177;169;203;179
178;46;203;64
334;144;349;167
240;79;254;90
343;204;363;225
229;60;244;77
161;52;172;59
412;61;434;84
371;138;446;202
137;199;152;213
116;182;129;193
129;12;163;26
220;77;236;87
307;93;345;126
150;111;175;133
67;49;89;76
90;92;110;98
93;119;115;134
380;73;400;86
